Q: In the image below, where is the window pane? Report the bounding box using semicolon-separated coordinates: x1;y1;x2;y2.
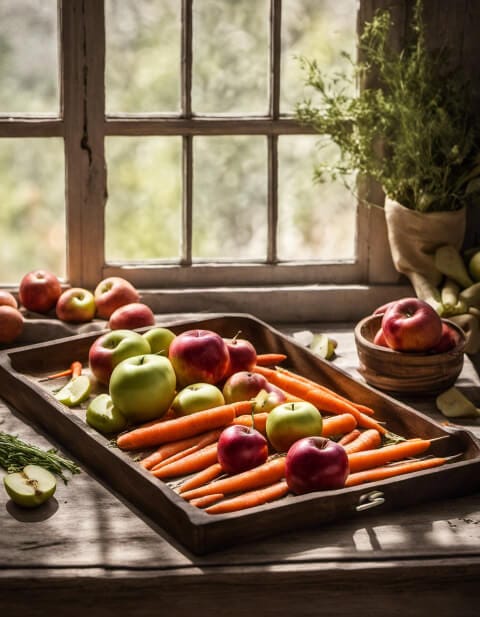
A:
278;136;356;260
105;0;181;113
193;136;267;260
281;0;357;112
0;1;58;113
105;137;182;261
0;139;65;283
193;0;269;114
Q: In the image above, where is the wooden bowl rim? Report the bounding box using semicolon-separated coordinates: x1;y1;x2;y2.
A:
354;313;466;358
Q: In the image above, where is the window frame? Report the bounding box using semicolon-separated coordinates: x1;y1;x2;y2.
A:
0;0;406;322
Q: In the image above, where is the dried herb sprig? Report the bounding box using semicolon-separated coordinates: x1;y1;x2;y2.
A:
0;432;81;483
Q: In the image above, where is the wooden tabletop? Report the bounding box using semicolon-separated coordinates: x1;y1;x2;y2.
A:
1;318;480;617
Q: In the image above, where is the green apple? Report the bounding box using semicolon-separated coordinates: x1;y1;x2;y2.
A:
109;354;177;423
142;326;176;356
266;401;323;453
4;464;57;508
86;393;128;433
55;287;96;323
172;382;225;416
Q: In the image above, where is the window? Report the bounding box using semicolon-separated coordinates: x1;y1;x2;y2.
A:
0;1;401;321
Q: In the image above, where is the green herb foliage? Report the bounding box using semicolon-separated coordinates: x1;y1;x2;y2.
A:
296;0;480;212
0;432;81;483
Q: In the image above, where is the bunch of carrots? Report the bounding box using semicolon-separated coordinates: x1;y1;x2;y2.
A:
114;359;452;516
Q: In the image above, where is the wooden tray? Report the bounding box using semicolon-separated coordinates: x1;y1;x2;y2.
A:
1;312;480;555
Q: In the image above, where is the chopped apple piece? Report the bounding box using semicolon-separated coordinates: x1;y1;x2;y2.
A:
54;375;91;407
436;387;480;418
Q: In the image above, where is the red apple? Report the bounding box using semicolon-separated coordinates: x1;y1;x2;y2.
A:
217;424;269;474
381;297;442;352
108;302;155;330
222;371;271;404
94;276;140;320
18;269;62;314
372;298;409;315
168;329;230;387
56;287;96;323
223;332;257;377
373;327;389;348
285;436;349;495
0;305;24;344
88;329;151;385
430;321;462;353
0;291;18;309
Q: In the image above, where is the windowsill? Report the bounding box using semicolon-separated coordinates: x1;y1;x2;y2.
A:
141;282;413;324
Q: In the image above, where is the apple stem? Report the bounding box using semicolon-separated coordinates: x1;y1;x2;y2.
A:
231;330;242;344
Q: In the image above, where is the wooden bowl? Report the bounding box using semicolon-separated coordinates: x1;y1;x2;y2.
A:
354;314;466;395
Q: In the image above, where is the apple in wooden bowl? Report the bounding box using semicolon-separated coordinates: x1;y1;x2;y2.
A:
354;307;466;396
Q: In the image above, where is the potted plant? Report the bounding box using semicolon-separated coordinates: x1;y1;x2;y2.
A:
296;0;480;320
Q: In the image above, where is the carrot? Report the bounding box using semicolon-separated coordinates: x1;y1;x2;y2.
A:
253;365;313;398
140;428;223;470
338;429;362;446
233;412;269;435
321;413;357;438
39;360;83;382
151;442;219;479
181;456;286;501
255;353;288;366
205;480;290;514
189;493;225;508
345;456;447;487
253;366;386;433
116;400;253;451
149;443;203;472
275;367;376;416
343;429;382;454
305;389;387;434
179;462;223;493
71;361;83;377
347;439;431;473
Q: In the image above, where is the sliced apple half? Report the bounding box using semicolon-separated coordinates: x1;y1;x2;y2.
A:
4;464;57;508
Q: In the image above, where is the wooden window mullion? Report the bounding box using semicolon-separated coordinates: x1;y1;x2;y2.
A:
267;0;282;263
181;0;193;265
61;0;107;288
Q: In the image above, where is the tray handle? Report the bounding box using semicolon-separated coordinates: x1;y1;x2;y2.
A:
356;490;385;512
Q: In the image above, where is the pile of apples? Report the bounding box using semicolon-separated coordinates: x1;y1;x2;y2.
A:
86;327;348;495
0;269;156;345
371;296;461;353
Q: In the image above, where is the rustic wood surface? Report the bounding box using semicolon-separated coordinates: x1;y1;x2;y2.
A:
1;316;480;616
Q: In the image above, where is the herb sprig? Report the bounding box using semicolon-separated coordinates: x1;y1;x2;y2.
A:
296;0;480;212
0;432;81;483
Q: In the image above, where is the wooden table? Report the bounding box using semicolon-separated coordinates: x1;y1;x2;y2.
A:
1;318;480;617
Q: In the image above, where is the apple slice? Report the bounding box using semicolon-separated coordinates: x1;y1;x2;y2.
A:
436;387;480;418
310;333;337;360
54;375;92;407
4;464;57;508
86;393;128;433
